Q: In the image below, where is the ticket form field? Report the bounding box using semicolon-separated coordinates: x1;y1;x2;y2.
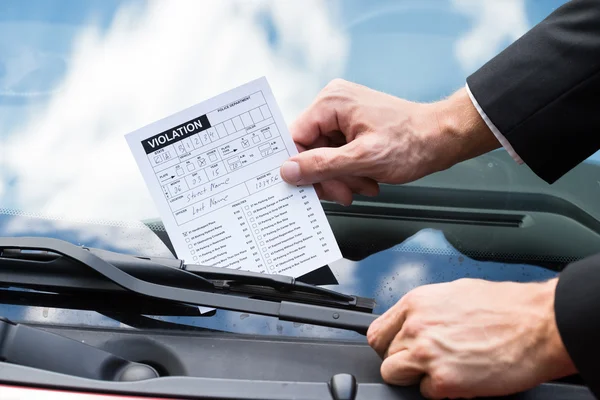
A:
126;77;342;277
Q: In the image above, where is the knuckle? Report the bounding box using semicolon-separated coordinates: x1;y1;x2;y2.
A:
411;338;433;361
456;277;476;285
326;78;348;90
319;79;351;103
409;285;428;301
402;318;424;338
428;367;459;398
400;289;418;308
366;326;379;349
311;152;328;178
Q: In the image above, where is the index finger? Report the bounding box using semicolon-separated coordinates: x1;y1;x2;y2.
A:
290;95;342;147
367;296;410;358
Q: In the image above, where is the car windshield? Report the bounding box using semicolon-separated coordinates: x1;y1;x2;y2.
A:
1;0;597;338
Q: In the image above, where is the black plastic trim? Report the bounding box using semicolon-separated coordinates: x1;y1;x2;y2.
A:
0;319;159;381
325;209;525;228
0;363;594;400
327;186;600;236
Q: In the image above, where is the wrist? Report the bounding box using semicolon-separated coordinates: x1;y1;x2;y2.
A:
536;278;577;381
430;88;501;169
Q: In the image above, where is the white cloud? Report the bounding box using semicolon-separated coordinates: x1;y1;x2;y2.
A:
1;0;348;222
327;258;360;291
376;261;429;309
393;228;455;252
452;0;529;72
1;210;174;256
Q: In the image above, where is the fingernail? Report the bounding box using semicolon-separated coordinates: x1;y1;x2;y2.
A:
281;161;301;183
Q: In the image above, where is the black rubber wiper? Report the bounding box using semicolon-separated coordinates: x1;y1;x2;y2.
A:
0;237;377;334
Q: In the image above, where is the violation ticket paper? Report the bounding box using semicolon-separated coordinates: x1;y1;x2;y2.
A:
126;77;342;277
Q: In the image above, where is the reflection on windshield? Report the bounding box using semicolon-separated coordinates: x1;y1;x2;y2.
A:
5;227;556;340
0;0;593;340
0;209;173;257
2;0;596;223
0;1;347;221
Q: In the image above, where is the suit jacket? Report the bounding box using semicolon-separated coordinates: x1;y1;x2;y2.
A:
467;0;600;396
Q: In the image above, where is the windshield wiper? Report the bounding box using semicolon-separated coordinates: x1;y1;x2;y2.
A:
0;237;377;334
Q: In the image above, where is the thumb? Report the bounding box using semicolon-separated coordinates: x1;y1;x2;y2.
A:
280;143;362;185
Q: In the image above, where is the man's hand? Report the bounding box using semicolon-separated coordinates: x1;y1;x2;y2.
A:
280;79;499;205
367;278;576;399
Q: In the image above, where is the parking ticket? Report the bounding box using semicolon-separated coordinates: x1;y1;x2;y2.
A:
125;77;342;278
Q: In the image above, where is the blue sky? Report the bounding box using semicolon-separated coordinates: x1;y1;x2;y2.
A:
0;0;597;220
0;0;567;113
0;0;128;131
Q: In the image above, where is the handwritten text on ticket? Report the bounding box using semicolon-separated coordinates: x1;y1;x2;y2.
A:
126;77;342;277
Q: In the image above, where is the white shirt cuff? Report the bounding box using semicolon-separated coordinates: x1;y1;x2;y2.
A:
465;83;524;165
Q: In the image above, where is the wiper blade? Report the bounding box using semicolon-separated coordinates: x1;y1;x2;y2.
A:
1;244;372;311
0;237;377;334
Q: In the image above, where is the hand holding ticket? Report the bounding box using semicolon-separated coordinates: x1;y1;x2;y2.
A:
126;77;342;277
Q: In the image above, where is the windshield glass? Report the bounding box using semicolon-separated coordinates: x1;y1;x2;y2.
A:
1;0;595;337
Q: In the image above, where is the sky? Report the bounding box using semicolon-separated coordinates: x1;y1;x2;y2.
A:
0;0;595;222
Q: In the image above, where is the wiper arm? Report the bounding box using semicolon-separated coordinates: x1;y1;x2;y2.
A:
0;237;377;334
90;246;374;310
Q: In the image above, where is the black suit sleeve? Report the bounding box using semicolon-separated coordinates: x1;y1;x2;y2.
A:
555;255;600;398
466;0;600;184
467;0;600;394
